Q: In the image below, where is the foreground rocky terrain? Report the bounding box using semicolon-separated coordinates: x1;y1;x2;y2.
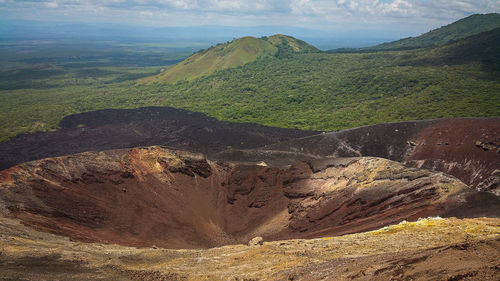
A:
1;216;498;280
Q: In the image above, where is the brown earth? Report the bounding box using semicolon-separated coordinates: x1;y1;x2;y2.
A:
1;146;498;249
1;111;498;279
1;115;499;280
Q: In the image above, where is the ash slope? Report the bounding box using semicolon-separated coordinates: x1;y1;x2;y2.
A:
223;118;500;190
1;146;498;249
0;106;318;171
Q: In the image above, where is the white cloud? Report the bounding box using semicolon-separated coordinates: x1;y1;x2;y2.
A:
384;0;413;14
44;1;59;8
139;10;153;16
168;0;198;10
1;0;499;33
290;0;317;15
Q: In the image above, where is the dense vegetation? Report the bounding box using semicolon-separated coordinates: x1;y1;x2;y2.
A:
1;26;499;142
368;13;500;50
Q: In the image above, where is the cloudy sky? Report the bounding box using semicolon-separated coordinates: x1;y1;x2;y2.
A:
1;0;499;37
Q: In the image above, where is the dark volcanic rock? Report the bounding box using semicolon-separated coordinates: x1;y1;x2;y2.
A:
1;146;497;249
0;107;318;171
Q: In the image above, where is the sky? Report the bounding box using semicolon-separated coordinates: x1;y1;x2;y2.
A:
1;0;499;39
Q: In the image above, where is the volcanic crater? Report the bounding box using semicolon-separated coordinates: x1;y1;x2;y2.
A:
1;145;498;249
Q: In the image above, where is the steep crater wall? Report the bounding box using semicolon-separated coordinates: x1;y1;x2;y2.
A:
1;146;497;249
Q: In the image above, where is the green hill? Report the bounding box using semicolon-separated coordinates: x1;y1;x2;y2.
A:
370;13;500;50
142;34;318;83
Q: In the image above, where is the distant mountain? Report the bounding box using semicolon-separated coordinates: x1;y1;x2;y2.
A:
141;34;318;83
369;13;500;50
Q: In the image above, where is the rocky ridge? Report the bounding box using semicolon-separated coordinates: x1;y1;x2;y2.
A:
1;108;498;196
